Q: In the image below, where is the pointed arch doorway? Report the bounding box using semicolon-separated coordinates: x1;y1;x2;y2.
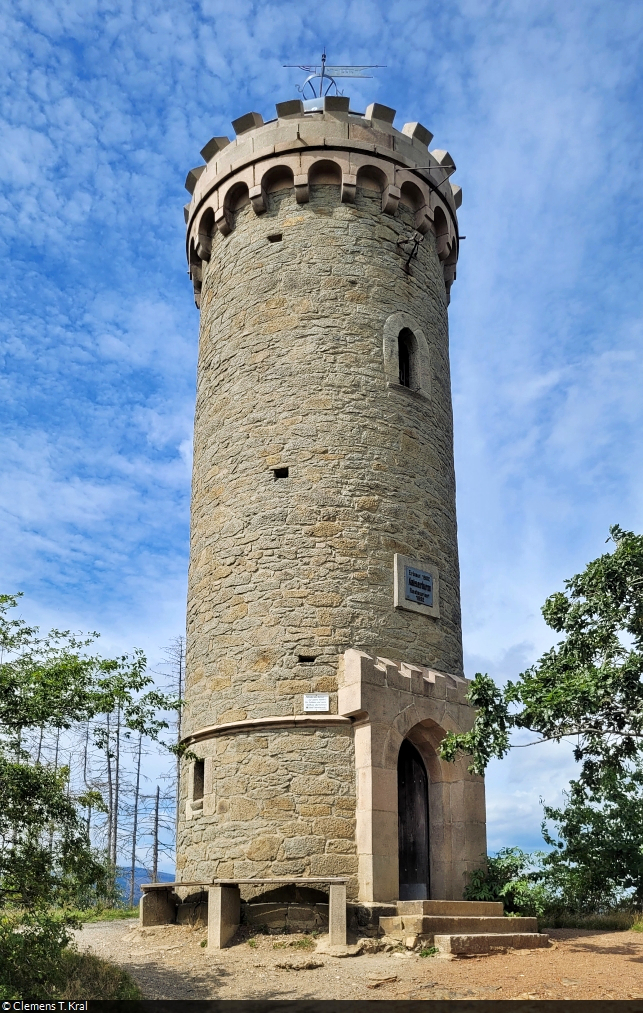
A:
397;738;430;900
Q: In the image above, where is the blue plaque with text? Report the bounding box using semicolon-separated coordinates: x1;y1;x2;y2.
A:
405;565;433;606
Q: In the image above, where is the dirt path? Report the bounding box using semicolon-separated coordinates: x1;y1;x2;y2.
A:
73;920;643;1001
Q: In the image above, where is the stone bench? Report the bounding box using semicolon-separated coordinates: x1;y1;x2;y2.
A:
140;877;349;949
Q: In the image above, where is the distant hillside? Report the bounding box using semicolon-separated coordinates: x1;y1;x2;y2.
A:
115;865;174;905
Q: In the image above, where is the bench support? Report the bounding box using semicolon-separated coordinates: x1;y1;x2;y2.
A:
329;882;347;946
208;884;240;948
140;888;177;926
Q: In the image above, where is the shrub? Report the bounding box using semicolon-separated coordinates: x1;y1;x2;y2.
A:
464;847;550;917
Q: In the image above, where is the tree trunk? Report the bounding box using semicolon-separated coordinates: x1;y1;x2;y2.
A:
129;732;143;908
83;720;90;784
83;720;91;834
112;703;122;867
48;726;61;855
152;785;160;883
105;711;113;861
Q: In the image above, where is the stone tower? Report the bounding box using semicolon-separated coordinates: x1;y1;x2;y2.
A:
178;94;486;911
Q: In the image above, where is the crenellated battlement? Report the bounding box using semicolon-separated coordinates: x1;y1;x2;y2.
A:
338;649;472;728
184;97;461;307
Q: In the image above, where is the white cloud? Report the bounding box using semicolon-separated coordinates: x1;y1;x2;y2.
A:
1;0;642;857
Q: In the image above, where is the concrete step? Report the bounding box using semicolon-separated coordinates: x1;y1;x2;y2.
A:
396;900;504;917
379;914;539;937
435;932;549;957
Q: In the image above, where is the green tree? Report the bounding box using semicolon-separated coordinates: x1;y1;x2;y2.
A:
440;526;643;789
0;594;177;999
542;763;643;909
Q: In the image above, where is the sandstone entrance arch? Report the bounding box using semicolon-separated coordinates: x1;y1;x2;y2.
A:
339;649;486;902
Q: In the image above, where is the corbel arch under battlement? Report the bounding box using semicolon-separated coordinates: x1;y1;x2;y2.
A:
399;179;425;211
188;237;202;307
185;149;458;275
431;200;455;260
307;157;343;186
260;163;295;193
195;206;215;262
355;163;388;193
222;179;251;213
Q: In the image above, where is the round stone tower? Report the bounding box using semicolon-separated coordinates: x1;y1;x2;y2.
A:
178;95;486;911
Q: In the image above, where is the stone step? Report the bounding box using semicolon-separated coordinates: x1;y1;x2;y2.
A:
435;932;549;956
396;900;504;917
379;914;539;936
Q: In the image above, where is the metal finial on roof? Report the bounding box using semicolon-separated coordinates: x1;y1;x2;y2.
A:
284;50;385;99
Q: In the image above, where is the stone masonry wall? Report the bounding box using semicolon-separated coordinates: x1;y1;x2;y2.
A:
177;725;358;897
184;182;462;741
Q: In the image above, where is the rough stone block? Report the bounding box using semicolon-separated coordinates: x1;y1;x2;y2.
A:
185;165;205;194
324;95;350;113
402;122;434;146
329;882;347;945
232;111;264;135
244;902;288;931
365;103;396;124
287;903;328;930
140;889;178;926
434;932;549;955
430;149;456;170
208;884;240;948
200;136;230;162
276;100;304;118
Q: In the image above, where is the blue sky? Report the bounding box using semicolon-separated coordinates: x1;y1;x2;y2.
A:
1;0;642;857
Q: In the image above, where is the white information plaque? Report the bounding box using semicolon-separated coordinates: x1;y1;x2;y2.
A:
394;553;440;618
303;693;330;713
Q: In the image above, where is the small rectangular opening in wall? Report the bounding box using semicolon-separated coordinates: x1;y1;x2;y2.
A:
267;233;283;243
298;655;316;663
273;467;289;479
193;759;204;801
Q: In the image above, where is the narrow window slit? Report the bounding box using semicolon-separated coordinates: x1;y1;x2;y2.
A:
298;655;316;663
398;328;414;388
267;233;283;243
193;759;204;801
273;467;289;479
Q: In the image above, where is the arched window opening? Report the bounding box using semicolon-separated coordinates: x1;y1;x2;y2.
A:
398;739;430;900
398;328;415;388
383;313;430;399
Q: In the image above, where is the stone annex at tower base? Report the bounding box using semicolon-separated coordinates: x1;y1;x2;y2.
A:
176;90;487;929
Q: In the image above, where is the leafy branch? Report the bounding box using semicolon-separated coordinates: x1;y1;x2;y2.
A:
440;526;643;788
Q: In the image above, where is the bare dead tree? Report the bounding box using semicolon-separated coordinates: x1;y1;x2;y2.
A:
129;731;143;907
152;785;160;883
158;636;185;849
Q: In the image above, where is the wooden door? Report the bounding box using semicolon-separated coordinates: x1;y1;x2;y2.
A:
397;739;430;900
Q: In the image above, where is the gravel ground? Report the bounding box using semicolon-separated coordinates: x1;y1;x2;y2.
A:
72;919;643;1001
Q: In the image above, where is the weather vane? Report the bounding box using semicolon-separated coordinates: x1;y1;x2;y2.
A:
284;50;385;99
